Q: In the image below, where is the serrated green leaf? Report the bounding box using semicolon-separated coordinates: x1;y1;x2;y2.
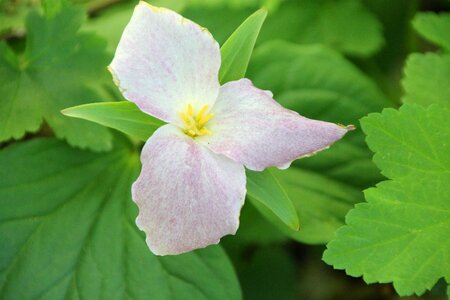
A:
219;8;267;83
62;102;165;142
246;169;299;231
413;12;450;51
0;137;241;299
402;53;450;107
0;7;112;151
323;104;450;296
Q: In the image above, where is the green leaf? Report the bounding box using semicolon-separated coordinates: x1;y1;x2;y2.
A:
402;53;450;107
248;41;390;188
219;8;267;83
62;102;165;142
323;104;450;296
41;0;67;18
0;7;112;151
238;247;297;300
413;12;450;51
246;169;299;231
183;0;383;57
258;0;383;57
272;167;362;244
0;137;241;299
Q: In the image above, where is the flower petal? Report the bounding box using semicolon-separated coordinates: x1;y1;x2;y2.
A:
200;79;351;171
133;124;246;255
109;2;221;125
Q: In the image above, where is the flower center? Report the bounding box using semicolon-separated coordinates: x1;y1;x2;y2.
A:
179;104;214;138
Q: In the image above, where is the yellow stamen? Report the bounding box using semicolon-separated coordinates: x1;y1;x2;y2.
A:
198;113;214;126
179;104;214;138
187;104;193;116
195;105;209;122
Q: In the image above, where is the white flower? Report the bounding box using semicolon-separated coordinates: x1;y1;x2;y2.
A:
109;2;350;255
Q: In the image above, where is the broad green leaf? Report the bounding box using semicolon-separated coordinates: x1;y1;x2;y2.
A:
219;8;267;83
184;0;383;57
0;137;241;300
323;104;450;296
413;12;450;51
402;53;450;107
41;0;67;18
186;0;283;10
237;247;296;300
0;7;112;151
272;168;362;244
258;0;383;56
246;169;299;231
62;102;165;142
248;41;390;188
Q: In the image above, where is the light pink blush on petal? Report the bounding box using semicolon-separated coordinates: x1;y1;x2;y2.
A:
132;125;246;255
199;79;352;171
109;2;221;125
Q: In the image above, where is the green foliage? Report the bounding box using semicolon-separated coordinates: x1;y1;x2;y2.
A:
403;12;450;108
0;138;241;299
323;104;450;296
413;12;450;51
188;0;383;56
62;102;165;142
323;11;450;296
259;0;384;56
219;8;267;83
403;53;450;107
41;0;67;17
272;168;362;244
2;0;450;299
237;247;296;300
246;169;299;231
0;7;112;151
186;0;284;10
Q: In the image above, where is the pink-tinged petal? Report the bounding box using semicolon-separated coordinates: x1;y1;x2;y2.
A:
133;125;246;255
200;79;351;171
109;2;221;125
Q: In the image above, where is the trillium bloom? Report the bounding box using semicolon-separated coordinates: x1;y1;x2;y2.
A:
110;2;351;255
